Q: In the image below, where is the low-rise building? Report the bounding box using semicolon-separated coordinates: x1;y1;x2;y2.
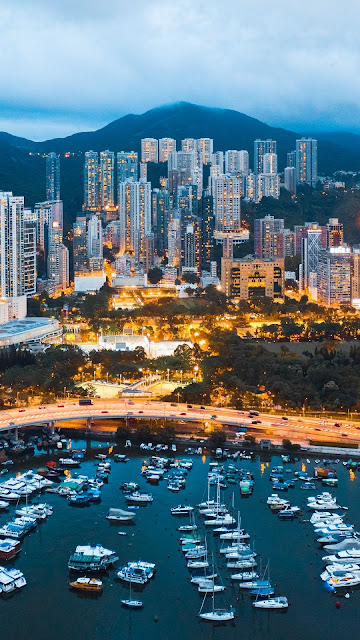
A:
221;254;284;300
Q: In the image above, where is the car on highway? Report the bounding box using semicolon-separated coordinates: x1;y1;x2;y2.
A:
211;415;217;419
281;417;288;421
342;433;348;437
39;406;46;410
334;423;341;427
18;409;25;412
180;412;186;416
57;404;64;408
170;403;178;407
315;428;321;431
101;410;108;414
138;411;144;414
252;420;262;424
200;406;206;410
187;405;193;408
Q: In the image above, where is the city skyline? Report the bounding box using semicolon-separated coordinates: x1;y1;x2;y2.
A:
1;0;360;139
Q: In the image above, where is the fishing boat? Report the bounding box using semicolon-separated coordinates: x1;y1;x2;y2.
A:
69;577;103;593
68;545;118;571
253;596;288;609
106;508;134;522
0;566;26;593
126;492;153;504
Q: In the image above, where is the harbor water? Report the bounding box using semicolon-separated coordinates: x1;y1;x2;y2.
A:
1;443;359;640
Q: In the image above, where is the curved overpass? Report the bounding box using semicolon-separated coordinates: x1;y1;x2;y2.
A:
1;399;360;446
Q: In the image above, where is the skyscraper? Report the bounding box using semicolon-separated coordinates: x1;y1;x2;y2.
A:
300;225;323;291
263;153;278;175
118;180;152;266
254;215;285;258
211;151;224;172
296;138;318;187
159;138;176;162
181;138;196;153
47;220;69;290
254;139;276;174
200;194;215;270
184;224;196;271
84;151;99;209
197;138;213;165
317;246;351;307
326;218;344;248
99;150;115;208
152;188;170;254
46;152;60;201
287;150;296;167
141;138;158;163
0;192;36;298
213;176;242;235
73;216;88;274
87;214;103;270
284;166;296;195
168;216;181;268
117;151;138;183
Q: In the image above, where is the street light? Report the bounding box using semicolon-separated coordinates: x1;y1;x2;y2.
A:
194;364;199;383
180;370;183;385
167;368;170;383
106;372;109;384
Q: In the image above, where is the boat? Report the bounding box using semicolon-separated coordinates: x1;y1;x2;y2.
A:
171;505;194;516
0;566;26;593
114;454;129;463
187;560;209;569
231;571;259;581
198;577;234;622
239;579;271;590
324;539;360;552
198;582;226;594
0;500;9;510
117;566;150;584
120;482;139;492
106;508;134;522
250;586;275;597
226;559;257;569
0;538;21;561
126;492;153;504
69;577;103;593
121;598;143;608
326;572;360;589
58;458;81;468
278;506;300;519
253;596;288;609
323;550;360;564
68;545;118;571
68;494;91;506
321;564;360;580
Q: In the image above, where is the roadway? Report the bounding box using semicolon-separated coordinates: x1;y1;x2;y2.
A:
1;399;360;446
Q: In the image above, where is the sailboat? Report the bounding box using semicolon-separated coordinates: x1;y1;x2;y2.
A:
121;578;143;609
198;554;234;622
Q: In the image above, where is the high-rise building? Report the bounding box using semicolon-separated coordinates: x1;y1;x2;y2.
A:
213;176;241;235
87;214;103;270
99;151;115;208
141;138;158;163
197;138;213;165
296;138;318;187
254;215;285;259
73;216;88;274
287;150;296;167
181;138;196;153
300;224;323;291
152;188;169;254
184;224;196;271
200;194;215;270
46;152;60;201
159;138;176;162
351;250;360;305
256;174;280;201
84;151;99;209
118;180;152;266
0;192;36;298
284;166;296;195
326;218;344;248
117;151;138;183
245;173;256;201
139;163;147;181
263;153;278;175
254;139;276;174
317;246;351;307
221;255;284;300
225;150;240;174
239;150;250;175
211;151;224;172
47;220;69;290
142;233;154;273
168;216;181;268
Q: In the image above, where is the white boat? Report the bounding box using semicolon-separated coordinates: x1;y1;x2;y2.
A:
126;492;153;504
0;490;20;502
227;559;257;569
310;512;344;524
106;508;134;522
171;505;194;516
253;596;288;609
199;608;234;621
121;599;143;608
0;566;26;593
0;500;9;510
58;458;80;467
231;571;259;581
68;545;118;571
321;564;360;580
205;514;236;527
198;582;226;594
178;524;197;532
187;560;209;569
324;539;360;552
323;549;360;564
326;572;360;588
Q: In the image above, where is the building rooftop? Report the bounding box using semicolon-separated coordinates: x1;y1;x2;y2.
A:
0;317;61;346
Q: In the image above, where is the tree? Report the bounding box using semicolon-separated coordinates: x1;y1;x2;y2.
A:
208;428;227;448
147;267;163;285
182;271;199;284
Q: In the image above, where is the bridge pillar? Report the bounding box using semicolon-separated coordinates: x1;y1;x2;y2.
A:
49;421;55;435
14;427;18;441
87;417;92;431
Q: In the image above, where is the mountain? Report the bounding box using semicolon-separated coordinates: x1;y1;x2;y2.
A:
1;102;360;229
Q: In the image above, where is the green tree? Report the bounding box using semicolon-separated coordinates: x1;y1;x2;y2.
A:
147;267;163;284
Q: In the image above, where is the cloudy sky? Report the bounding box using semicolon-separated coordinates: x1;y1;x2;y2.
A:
1;0;359;139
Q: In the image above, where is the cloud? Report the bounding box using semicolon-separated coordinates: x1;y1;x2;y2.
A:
1;0;360;138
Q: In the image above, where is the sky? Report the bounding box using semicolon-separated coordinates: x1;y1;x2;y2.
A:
2;0;360;140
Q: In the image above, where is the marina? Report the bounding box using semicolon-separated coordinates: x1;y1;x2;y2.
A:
0;440;360;638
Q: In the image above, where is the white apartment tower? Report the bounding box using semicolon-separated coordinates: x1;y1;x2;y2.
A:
141;138;159;163
159;138;177;162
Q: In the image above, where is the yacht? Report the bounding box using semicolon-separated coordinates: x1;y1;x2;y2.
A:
0;566;26;593
227;558;257;569
68;545;118;571
126;492;153;504
198;581;225;594
326;571;360;589
106;508;134;522
171;505;194;516
323;550;360;564
253;596;288;609
321;564;360;580
0;500;9;510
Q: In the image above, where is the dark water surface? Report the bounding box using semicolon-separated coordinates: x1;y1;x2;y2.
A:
1;445;359;640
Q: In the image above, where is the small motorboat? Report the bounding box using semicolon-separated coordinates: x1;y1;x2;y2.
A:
69;577;103;593
253;596;288;609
